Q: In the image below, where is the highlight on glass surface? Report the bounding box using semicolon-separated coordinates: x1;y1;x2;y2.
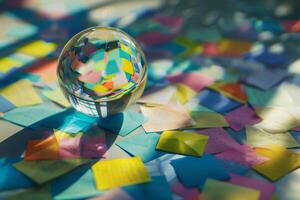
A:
57;26;147;118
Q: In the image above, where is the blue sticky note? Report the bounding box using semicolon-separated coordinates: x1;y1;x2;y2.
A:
0;158;34;190
197;90;241;114
2;104;63;127
123;176;173;200
116;130;164;162
106;60;119;75
170;154;230;188
98;111;144;136
39;109;98;134
0;96;15;113
52;166;103;200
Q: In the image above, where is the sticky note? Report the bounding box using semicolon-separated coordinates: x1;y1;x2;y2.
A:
0;120;23;143
14;159;90;184
123;176;173;200
92;157;151;190
228;174;275;200
218;159;250;176
52;166;103;200
225;105;261;131
171;83;197;104
116;130;164;162
167;72;214;92
171;181;201;200
0;57;23;73
202;179;260;200
252;144;300;181
188;111;229;129
0;158;34;190
156;130;208;156
0;95;15;112
25;59;58;83
198;128;241;154
170;154;230;188
141;103;194;132
137;85;177;105
218;38;252;56
25;136;60;160
209;82;247;103
246;126;300;148
0;79;43;107
39;109;98;134
42;88;70;107
216;144;269;167
2;104;63;127
17;40;57;57
197;89;241;114
98;110;144;136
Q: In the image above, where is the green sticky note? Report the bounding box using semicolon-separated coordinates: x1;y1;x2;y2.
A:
202;179;260;200
1;104;63;127
106;60;119;75
13;159;90;184
52;166;103;200
6;185;51;200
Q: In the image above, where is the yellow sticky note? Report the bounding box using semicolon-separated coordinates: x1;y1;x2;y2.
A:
188;111;229;128
42;89;70;107
0;57;23;73
172;83;197;104
202;179;260;200
92;157;151;190
18;40;57;57
156;130;208;156
0;79;42;107
121;59;134;75
252;144;300;181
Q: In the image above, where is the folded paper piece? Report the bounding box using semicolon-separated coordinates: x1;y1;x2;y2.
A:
252;144;300;181
0;79;42;107
98;110;144;136
170;154;230;188
216;145;269;167
197;89;241;114
52;166;103;200
156;130;208;156
137;85;177;105
246;126;300;148
42;88;70;107
228;174;275;200
141;103;194;132
116;130;164;162
201;178;260;200
92;157;151;190
123;176;173;200
188;111;229;129
225;105;261;131
166;72;214;92
0;120;23;143
209;82;247;103
254;107;300;133
0;158;34;190
198;128;241;154
13;159;90;184
2;104;63;127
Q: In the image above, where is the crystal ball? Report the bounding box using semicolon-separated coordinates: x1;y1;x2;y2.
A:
57;27;147;118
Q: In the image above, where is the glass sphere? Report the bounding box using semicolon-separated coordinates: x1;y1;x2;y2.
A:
57;27;147;117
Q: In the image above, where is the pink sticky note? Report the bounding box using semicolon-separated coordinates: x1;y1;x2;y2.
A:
59;137;81;158
198;128;241;154
153;15;183;29
225;105;261;131
171;181;201;200
228;174;275;200
81;136;107;158
216;145;269;167
167;72;214;92
137;31;174;46
78;70;102;83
